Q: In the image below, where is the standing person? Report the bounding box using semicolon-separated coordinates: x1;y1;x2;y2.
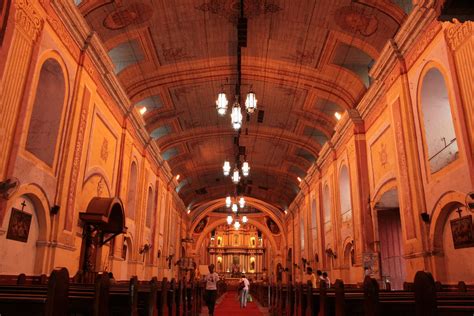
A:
316;270;324;288
306;267;317;288
240;274;250;308
205;264;219;316
322;271;331;288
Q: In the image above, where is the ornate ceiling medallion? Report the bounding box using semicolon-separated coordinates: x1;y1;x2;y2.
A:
334;5;378;37
196;0;282;23
103;3;152;30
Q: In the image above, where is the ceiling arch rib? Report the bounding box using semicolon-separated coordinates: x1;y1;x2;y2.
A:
124;61;364;110
179;178;299;210
154;126;322;157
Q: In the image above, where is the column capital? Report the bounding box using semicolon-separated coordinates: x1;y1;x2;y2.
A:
14;0;43;41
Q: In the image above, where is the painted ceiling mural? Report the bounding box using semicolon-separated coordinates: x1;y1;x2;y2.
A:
77;0;407;213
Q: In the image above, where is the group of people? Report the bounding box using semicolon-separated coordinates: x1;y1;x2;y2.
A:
306;267;331;289
203;264;252;316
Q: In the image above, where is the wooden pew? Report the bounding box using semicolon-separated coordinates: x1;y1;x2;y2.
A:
0;267;69;316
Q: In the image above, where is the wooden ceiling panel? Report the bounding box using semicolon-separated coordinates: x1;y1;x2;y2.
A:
78;0;405;213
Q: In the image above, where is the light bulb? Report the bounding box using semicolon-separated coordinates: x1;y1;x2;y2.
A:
242;215;248;223
139;107;147;115
225;196;232;208
232;203;238;213
227;215;233;225
334;112;342;120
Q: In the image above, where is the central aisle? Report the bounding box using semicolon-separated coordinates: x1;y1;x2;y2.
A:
213;291;264;316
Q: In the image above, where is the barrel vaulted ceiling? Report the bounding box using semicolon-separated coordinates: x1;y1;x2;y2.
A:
77;0;410;212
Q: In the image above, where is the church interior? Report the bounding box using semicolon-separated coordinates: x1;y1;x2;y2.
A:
0;0;473;315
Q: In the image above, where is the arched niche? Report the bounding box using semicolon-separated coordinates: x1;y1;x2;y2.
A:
1;195;40;274
429;191;474;283
339;165;353;222
26;58;67;167
126;161;138;219
419;66;459;174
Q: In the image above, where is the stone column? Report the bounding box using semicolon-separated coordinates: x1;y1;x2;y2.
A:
0;0;43;178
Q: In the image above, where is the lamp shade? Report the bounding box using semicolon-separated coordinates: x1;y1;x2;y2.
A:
239;197;245;208
225;196;231;208
234;221;240;230
223;160;231;176
232;168;240;184
231;102;242;130
227;215;233;225
242;161;250;177
216;92;228;115
245;91;257;113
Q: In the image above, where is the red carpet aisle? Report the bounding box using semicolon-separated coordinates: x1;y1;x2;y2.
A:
211;291;265;316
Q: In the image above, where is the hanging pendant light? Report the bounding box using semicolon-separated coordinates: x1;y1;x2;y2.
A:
232;168;240;184
231;101;243;130
232;203;238;213
242;161;250;177
225;196;232;208
227;215;233;225
216;92;228;115
245;91;257;113
242;215;248;223
239;197;245;208
223;161;231;176
234;221;241;230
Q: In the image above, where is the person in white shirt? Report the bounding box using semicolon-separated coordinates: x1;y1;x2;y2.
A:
205;264;219;316
239;274;250;308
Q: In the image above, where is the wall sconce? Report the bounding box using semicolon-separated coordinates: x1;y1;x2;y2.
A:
325;248;337;259
420;212;430;223
139;243;152;254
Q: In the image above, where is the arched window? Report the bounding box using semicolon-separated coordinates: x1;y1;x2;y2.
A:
26;59;66;167
323;184;332;227
339;165;352;221
420;68;458;173
311;198;317;241
146;186;154;227
126;162;138;219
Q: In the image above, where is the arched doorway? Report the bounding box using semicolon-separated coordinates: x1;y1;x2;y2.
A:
375;188;406;290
